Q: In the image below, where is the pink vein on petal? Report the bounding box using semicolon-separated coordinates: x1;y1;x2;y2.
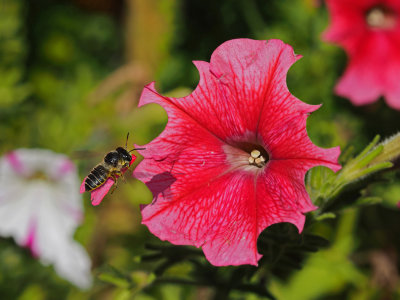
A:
5;152;25;175
24;219;39;257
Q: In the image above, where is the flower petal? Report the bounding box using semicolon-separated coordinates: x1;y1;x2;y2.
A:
139;158;320;266
140;169;261;265
23;219;39;257
34;188;92;289
323;0;370;46
334;33;393;105
258;106;341;171
5;152;25;175
90;178;115;206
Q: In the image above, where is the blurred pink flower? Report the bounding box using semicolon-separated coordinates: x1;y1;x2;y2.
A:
324;0;400;109
80;155;136;206
0;149;92;289
134;39;341;266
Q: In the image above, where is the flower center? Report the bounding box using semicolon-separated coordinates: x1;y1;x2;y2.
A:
27;171;49;181
236;142;269;168
366;6;397;29
248;149;267;168
224;140;270;170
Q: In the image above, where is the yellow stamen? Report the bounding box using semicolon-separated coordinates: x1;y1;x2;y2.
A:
249;149;266;168
251;150;261;158
366;7;397;29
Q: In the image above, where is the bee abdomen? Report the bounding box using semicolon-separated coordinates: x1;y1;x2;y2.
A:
85;165;109;192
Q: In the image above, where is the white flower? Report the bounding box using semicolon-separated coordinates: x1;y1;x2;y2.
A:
0;149;92;289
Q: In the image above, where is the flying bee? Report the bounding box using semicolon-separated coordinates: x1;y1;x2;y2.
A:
84;133;144;193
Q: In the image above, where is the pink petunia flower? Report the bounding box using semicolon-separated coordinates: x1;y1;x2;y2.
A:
80;155;136;206
324;0;400;109
133;39;341;266
0;149;92;289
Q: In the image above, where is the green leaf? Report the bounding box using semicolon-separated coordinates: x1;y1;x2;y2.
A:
354;196;382;207
314;212;336;221
356;135;380;159
98;273;130;289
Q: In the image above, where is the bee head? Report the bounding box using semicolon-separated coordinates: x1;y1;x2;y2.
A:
116;147;132;164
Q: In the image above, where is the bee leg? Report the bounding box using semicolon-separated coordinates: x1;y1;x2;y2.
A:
110;183;117;194
110;174;119;194
115;171;127;183
120;173;127;183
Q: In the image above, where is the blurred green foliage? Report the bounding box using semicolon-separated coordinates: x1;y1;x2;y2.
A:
1;0;400;299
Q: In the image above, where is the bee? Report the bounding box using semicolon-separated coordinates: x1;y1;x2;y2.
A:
84;133;143;192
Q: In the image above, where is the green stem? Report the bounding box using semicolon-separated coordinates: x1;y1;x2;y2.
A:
369;132;400;165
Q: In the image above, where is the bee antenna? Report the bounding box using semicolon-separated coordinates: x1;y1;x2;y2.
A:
125;132;130;149
129;147;146;153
